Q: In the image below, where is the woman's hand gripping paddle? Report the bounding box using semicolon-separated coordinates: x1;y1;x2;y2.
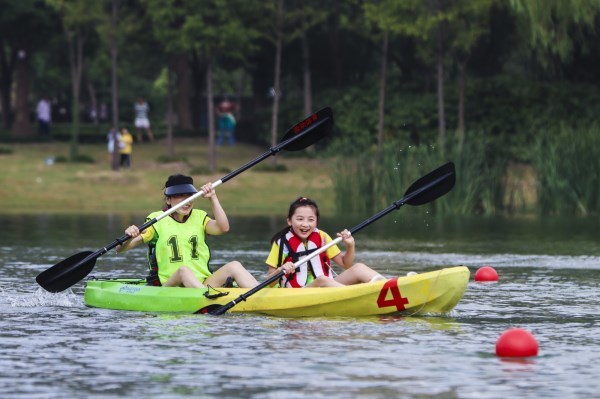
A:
36;108;334;293
199;162;456;315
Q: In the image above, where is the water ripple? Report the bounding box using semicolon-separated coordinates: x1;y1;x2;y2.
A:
2;215;600;398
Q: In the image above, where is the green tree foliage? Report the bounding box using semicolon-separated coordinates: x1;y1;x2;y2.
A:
442;0;493;142
145;0;262;169
0;0;59;132
1;1;599;215
509;0;600;70
47;0;104;159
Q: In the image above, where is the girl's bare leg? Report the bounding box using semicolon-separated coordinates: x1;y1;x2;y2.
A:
163;266;204;288
204;261;258;288
334;263;383;285
306;275;344;287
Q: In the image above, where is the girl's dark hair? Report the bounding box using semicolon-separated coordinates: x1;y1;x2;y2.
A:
270;197;320;243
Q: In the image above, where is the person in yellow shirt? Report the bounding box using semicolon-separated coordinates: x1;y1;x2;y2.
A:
266;197;384;287
116;174;259;289
119;127;134;168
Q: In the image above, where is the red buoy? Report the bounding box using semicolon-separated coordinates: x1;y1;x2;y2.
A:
496;328;539;357
474;266;498;282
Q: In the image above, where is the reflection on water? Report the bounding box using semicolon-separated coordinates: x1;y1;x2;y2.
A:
1;214;599;398
3;213;599;255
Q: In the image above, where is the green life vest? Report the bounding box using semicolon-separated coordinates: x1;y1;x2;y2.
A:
145;209;212;285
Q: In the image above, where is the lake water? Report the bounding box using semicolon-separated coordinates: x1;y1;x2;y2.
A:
1;213;599;399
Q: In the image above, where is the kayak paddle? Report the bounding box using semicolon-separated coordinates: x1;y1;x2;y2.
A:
199;161;456;315
36;107;334;293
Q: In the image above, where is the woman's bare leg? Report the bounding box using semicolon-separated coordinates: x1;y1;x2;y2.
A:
146;128;155;141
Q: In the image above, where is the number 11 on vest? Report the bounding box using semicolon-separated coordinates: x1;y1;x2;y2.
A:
376;278;409;311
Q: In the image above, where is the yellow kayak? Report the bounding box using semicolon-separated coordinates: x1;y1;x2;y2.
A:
84;266;469;317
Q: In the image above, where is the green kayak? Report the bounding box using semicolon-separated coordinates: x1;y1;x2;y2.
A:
84;266;470;317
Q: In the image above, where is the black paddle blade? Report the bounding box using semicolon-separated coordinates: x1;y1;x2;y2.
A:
194;304;226;315
36;251;96;293
404;162;456;206
279;107;333;151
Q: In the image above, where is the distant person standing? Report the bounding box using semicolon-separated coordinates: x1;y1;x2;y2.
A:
134;97;155;142
119;128;134;168
99;103;108;122
36;96;52;136
107;127;121;163
216;97;236;146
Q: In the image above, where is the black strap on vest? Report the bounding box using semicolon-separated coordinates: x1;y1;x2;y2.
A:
145;244;161;286
277;235;319;265
277;235;319;285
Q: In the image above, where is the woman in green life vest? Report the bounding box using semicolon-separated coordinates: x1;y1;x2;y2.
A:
117;174;259;288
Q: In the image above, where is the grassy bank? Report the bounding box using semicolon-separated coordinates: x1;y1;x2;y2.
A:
0;139;335;215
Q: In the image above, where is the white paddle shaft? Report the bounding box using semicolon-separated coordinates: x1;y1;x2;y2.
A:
291;236;343;270
154;180;223;222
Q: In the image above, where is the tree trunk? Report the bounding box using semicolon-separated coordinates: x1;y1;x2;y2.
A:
172;52;193;131
70;47;81;159
87;82;98;125
457;61;466;146
301;31;312;117
206;58;216;171
301;29;313;153
435;0;446;149
166;64;175;159
67;32;84;160
235;71;244;122
326;0;343;89
190;50;206;130
270;0;283;165
110;0;120;171
0;40;16;129
376;31;388;160
12;44;32;136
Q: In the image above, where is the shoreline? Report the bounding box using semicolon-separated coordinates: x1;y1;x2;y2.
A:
0;139;336;215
